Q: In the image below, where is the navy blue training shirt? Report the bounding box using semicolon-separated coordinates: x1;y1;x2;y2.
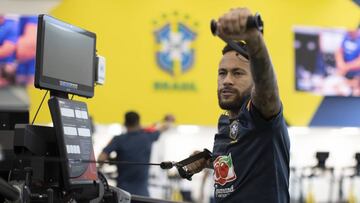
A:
212;98;290;203
103;130;160;196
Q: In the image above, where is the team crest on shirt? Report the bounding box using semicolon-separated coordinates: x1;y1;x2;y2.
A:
229;120;239;140
213;153;237;186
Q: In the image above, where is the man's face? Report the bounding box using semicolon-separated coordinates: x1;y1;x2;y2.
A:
217;51;253;111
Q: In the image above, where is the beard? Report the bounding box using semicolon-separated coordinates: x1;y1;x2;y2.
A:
217;87;252;111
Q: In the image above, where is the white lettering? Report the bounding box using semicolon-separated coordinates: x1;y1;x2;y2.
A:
215;185;234;198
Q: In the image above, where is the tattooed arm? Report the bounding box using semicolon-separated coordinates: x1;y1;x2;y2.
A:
247;34;281;119
216;7;281;119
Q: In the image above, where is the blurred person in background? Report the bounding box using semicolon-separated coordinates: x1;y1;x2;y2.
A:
98;111;173;196
16;16;37;85
336;29;360;77
144;113;175;133
0;15;18;87
336;29;360;95
186;7;290;203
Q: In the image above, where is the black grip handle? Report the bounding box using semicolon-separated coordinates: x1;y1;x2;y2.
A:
176;148;213;180
211;13;264;35
210;19;217;36
177;149;212;167
160;161;174;169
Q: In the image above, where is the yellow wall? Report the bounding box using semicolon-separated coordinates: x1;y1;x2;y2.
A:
28;0;360;125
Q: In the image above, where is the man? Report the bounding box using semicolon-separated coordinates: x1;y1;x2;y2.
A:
187;8;290;202
16;16;38;85
336;29;360;77
0;16;18;87
98;111;172;197
335;29;360;95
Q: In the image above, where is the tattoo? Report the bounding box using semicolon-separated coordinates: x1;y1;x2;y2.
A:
248;35;281;119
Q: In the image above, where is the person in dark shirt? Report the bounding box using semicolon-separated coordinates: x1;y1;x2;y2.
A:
187;7;290;203
98;111;172;196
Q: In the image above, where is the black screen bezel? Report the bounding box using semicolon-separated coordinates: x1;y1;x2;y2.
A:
35;14;96;98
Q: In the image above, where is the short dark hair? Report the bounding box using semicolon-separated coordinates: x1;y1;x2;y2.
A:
222;41;249;60
124;111;140;127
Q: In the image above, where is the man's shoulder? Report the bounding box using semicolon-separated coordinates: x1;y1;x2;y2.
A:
113;133;128;140
218;114;230;123
217;113;230;131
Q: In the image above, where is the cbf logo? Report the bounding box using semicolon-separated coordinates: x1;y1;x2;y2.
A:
153;12;198;91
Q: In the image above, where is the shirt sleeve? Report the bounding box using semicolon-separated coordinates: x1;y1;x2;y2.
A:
102;136;122;155
4;20;18;44
247;100;284;128
148;131;161;142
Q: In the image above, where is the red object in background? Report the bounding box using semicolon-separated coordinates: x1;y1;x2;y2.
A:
143;113;175;133
144;125;157;133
